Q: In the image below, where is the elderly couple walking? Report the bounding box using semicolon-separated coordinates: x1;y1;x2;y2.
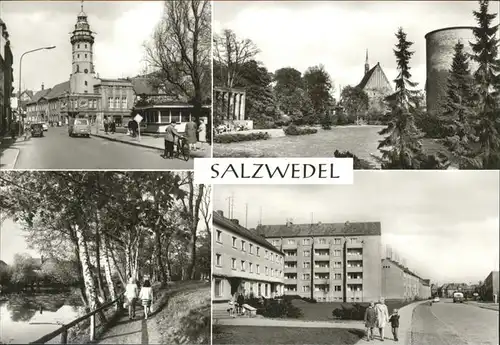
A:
364;297;400;342
124;277;154;320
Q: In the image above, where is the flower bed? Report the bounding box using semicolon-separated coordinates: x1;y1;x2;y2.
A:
283;124;318;136
214;131;270;143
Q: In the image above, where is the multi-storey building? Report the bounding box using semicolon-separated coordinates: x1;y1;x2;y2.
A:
256;220;382;302
382;257;431;300
479;271;499;302
212;210;285;302
0;18;14;135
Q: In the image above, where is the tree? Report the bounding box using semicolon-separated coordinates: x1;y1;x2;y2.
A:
441;41;477;164
467;0;500;168
144;0;211;123
303;65;335;117
340;86;369;119
274;67;309;119
377;28;448;169
213;29;260;88
10;254;37;286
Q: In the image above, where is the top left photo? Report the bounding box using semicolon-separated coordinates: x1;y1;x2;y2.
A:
0;0;212;170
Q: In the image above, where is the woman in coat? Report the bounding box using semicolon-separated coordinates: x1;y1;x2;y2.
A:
375;297;390;340
184;120;198;151
197;119;206;143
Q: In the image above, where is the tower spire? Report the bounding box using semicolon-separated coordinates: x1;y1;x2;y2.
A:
81;0;84;12
365;49;369;75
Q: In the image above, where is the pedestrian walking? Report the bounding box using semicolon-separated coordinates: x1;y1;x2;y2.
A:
125;277;138;320
130;119;138;137
389;309;400;342
139;279;154;320
163;123;180;159
227;294;237;318
184;119;198;151
110;120;116;134
197;119;206;143
375;297;390;341
364;301;377;341
236;292;245;315
104;117;109;134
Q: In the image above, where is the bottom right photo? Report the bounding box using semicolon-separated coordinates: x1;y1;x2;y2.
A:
211;171;499;345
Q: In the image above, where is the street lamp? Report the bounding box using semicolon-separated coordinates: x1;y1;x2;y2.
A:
18;46;56;135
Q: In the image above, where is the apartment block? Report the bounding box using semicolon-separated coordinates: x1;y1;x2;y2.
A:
212;210;285;302
480;271;499;302
382;258;431;300
257;221;382;302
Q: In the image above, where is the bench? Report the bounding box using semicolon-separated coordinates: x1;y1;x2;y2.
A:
242;304;257;317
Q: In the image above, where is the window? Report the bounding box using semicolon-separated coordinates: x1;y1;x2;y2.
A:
334;273;342;280
302;285;310;292
115;97;120;108
265;267;268;276
78;44;80;48
318;238;326;244
216;230;222;243
350;238;358;244
232;236;237;247
241;260;245;271
271;254;274;262
231;258;236;270
249;263;253;273
241;240;246;252
304;250;310;257
287;239;295;245
122;97;127;108
333;261;342;268
84;69;88;74
249;244;253;254
272;240;279;246
256;247;260;256
271;269;274;277
215;254;222;267
303;239;310;245
256;264;260;274
303;262;310;269
334;238;341;245
78;54;80;58
335;285;342;292
76;65;80;72
85;54;87;58
333;250;342;256
108;97;113;108
214;279;223;297
302;273;310;280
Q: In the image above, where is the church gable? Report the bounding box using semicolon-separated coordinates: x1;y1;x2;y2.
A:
363;63;392;92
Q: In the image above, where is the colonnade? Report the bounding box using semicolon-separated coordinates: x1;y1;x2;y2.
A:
214;87;246;121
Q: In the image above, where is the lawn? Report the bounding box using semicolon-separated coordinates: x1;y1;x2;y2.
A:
291;299;417;321
212;325;364;345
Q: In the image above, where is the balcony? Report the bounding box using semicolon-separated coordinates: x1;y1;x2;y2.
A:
315;242;330;249
314;278;329;284
314;266;330;273
347;266;363;273
347;241;363;249
347;278;363;284
284;266;298;272
284;256;298;262
284;276;298;281
282;242;297;249
346;252;363;259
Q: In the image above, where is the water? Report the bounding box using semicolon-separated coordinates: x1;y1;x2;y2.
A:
0;290;85;344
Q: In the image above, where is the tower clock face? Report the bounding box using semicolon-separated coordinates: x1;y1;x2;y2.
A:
84;69;89;74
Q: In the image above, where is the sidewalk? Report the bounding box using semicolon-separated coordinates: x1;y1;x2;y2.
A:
215;316;365;329
91;131;211;158
0;136;21;169
355;300;428;345
465;301;499;311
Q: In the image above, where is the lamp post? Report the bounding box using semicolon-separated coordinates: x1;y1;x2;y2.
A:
18;46;56;135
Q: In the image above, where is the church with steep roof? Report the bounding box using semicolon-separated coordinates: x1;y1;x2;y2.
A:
356;50;393;113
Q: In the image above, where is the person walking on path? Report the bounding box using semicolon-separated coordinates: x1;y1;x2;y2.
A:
110;119;116;134
184;120;198;151
236;292;245;315
389;308;400;342
375;297;390;341
104;117;109;134
163;123;181;159
197;119;206;144
125;277;138;320
364;301;378;341
139;279;154;320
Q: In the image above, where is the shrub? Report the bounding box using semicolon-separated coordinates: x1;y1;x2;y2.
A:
333;150;375;170
213;132;270;143
332;302;370;320
283;124;318;136
302;297;317;303
258;298;303;319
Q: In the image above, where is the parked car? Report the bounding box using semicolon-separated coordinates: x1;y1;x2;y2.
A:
42;123;48;131
433;296;440;302
69;118;91;137
31;123;44;137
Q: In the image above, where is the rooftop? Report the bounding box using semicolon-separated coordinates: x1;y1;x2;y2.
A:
257;221;381;238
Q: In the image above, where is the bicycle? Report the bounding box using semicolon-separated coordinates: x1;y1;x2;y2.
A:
175;137;190;161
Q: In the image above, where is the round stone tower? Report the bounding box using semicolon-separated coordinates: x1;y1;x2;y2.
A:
69;3;97;94
425;26;477;114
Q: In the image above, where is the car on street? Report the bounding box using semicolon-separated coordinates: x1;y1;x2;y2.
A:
433;296;440;302
453;291;464;303
42;123;48;131
31;123;44;137
69;118;91;137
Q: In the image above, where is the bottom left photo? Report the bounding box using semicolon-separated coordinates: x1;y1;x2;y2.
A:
0;171;211;345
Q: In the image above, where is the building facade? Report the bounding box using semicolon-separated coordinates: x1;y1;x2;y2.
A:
0;18;14;135
356;51;392;114
257;221;382;303
480;271;499;302
381;258;431;300
212;210;285;303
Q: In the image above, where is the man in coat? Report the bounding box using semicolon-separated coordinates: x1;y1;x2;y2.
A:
163;123;180;159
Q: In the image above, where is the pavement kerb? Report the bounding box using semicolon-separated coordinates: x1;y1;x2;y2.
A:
355;300;429;345
464;301;499;311
90;132;208;158
0;148;20;169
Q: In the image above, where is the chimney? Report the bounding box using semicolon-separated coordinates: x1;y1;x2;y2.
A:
230;219;239;225
41;83;45;90
216;210;224;217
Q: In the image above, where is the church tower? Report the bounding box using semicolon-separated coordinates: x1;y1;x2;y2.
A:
365;49;370;75
69;1;96;94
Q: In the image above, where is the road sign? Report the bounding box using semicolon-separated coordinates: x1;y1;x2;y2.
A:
134;114;143;123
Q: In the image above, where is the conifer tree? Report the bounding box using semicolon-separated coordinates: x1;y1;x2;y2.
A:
468;0;500;168
442;41;476;164
377;28;427;169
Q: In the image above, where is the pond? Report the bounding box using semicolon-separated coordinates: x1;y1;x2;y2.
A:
213;126;385;165
0;290;85;344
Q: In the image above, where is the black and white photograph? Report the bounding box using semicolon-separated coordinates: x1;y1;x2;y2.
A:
0;171;211;344
212;0;500;169
211;171;499;344
0;0;212;170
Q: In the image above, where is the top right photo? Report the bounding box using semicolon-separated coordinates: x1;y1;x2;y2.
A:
212;0;500;170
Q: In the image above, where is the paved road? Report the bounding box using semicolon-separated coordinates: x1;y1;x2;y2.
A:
4;127;193;169
410;299;498;345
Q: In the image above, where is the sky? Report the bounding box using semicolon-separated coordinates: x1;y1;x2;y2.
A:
214;171;500;285
1;1;163;93
213;1;499;99
0;218;38;265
